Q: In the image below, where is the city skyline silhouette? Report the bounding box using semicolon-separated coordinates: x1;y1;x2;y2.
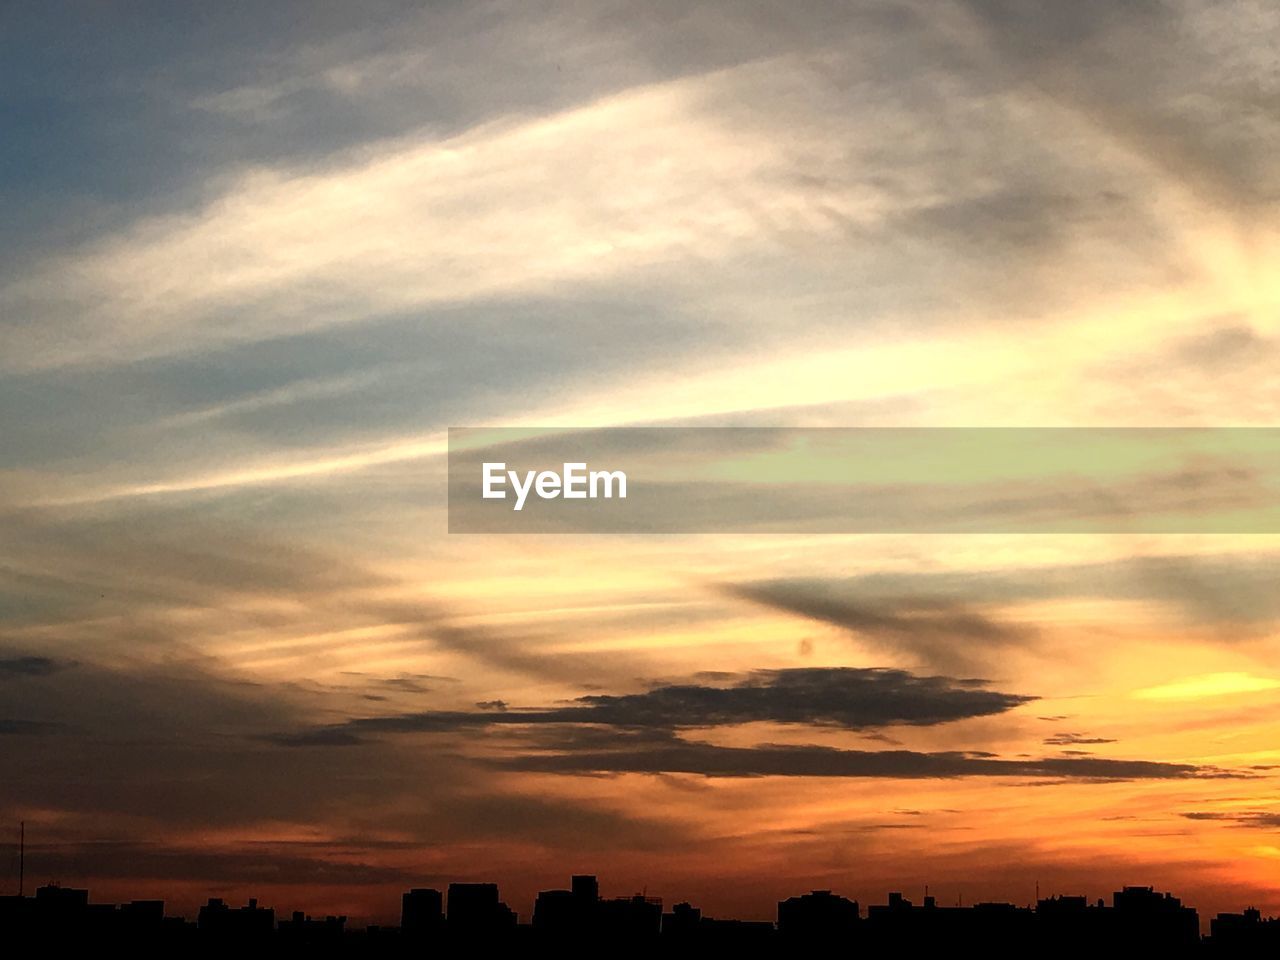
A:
3;869;1278;954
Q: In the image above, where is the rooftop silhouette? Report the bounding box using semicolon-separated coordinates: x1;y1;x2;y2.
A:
0;873;1276;955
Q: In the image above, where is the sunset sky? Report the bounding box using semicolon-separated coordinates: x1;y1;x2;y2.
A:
2;0;1279;926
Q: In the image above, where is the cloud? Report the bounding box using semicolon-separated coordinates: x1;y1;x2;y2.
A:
424;621;659;688
0;57;881;373
961;0;1280;210
0;655;67;677
495;737;1210;781
1170;321;1275;371
1043;733;1118;746
0;718;65;735
261;666;1229;786
1182;811;1280;829
23;840;413;887
278;667;1034;744
721;581;1035;672
273;667;1213;783
5;0;1242;381
725;552;1280;651
266;728;366;748
3;0;1267;526
565;667;1032;728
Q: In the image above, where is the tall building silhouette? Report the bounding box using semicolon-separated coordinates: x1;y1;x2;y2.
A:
445;881;517;938
401;887;443;938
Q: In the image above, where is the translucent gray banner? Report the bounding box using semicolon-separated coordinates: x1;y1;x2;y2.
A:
448;428;1280;534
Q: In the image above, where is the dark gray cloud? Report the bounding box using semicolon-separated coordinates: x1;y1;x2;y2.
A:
961;0;1164;62
271;668;1215;784
893;187;1123;263
725;552;1280;663
0;655;67;677
1182;811;1280;829
425;621;658;688
275;667;1034;744
722;581;1034;673
0;718;65;735
563;667;1031;728
266;728;367;748
21;840;413;887
1171;321;1275;371
1043;733;1117;746
962;0;1280;211
495;737;1210;781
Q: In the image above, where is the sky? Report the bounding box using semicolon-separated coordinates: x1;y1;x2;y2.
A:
2;0;1280;926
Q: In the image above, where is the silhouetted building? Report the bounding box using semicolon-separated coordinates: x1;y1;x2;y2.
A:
662;901;701;938
277;910;346;946
571;874;599;904
1111;885;1199;951
534;875;660;947
661;900;776;951
866;890;1036;952
597;893;662;944
118;899;164;923
778;889;859;942
533;877;604;945
532;887;581;934
115;899;165;942
1037;894;1110;949
401;887;444;938
25;884;92;940
34;884;89;917
446;882;517;938
1210;907;1280;952
694;916;776;947
197;896;275;942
